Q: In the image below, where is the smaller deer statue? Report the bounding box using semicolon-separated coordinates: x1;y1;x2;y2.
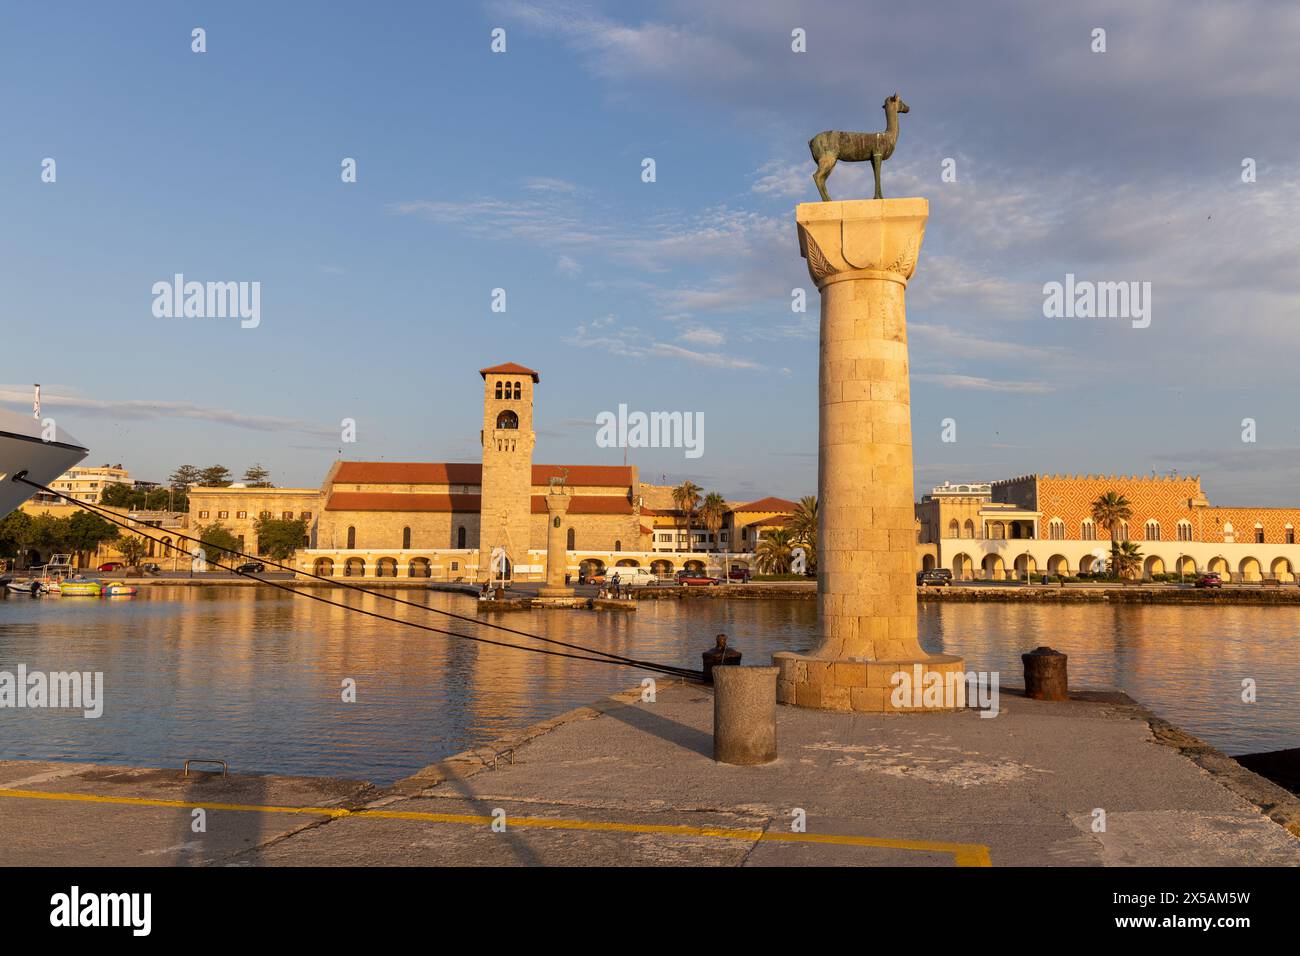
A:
809;92;909;201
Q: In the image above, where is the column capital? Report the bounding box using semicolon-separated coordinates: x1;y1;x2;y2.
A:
795;198;928;290
543;491;571;515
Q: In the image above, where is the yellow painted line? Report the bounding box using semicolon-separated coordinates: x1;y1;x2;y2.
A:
0;787;990;866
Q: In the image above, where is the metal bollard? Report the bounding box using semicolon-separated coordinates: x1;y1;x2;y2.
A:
1022;646;1069;700
701;633;742;683
713;665;778;765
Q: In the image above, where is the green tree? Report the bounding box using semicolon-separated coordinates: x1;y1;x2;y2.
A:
671;480;702;552
253;516;307;561
788;495;818;571
169;465;201;492
755;527;796;574
66;510;120;567
242;464;273;487
29;512;71;556
1091;491;1133;580
99;483;140;509
115;534;149;568
1113;540;1144;580
197;465;232;487
699;492;727;553
194;522;240;563
0;510;34;564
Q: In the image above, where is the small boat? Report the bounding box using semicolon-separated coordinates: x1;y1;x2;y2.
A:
6;579;48;596
56;581;103;597
101;582;137;596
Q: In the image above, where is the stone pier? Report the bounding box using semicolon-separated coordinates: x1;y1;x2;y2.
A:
774;198;964;712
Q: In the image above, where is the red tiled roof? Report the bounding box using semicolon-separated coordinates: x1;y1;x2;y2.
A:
532;464;633;487
639;524;653;535
333;462;482;484
530;495;633;515
479;362;540;382
325;492;481;512
745;514;791;528
329;461;631;488
733;496;799;513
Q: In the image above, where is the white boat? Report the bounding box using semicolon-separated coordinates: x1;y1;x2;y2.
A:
0;403;89;521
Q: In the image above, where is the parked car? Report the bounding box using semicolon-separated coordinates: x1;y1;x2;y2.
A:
599;567;658;588
235;561;266;575
98;561;124;572
1194;572;1222;589
916;568;953;587
727;567;752;582
676;570;723;586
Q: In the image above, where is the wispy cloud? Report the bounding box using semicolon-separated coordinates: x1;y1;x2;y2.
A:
913;374;1054;395
0;386;337;438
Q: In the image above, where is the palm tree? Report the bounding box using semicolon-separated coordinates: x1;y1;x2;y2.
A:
700;492;727;554
671;480;702;552
755;528;795;574
1091;491;1132;580
788;495;818;571
1113;540;1144;580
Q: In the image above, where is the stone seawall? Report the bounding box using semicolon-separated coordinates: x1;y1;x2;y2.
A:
634;584;817;601
919;585;1300;605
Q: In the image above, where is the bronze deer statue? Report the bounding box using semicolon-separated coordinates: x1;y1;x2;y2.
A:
809;92;909;201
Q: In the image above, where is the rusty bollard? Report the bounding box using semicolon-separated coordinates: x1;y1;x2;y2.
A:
702;633;742;683
1022;646;1069;700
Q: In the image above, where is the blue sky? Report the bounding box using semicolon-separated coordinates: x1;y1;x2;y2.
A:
4;1;1300;504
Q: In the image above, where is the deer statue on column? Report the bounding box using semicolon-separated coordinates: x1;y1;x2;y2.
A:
809;92;909;201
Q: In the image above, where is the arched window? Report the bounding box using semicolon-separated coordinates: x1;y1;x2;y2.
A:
1177;520;1193;541
1287;524;1295;545
963;519;975;539
567;527;575;550
494;381;503;399
947;519;959;538
1145;519;1161;541
1117;521;1129;541
496;410;518;429
346;526;355;549
402;526;411;549
1255;522;1265;543
513;381;521;399
614;539;621;552
1048;518;1065;540
1081;519;1096;540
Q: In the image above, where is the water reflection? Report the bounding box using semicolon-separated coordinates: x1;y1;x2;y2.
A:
0;589;1293;784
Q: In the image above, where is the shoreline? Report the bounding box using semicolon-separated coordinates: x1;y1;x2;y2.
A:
10;577;1300;604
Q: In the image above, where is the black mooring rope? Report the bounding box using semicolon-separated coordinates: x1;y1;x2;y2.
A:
11;472;705;681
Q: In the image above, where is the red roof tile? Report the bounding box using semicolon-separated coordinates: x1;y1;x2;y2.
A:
532;464;633;487
479;362;540;382
530;495;633;515
333;462;482;484
744;514;791;528
325;492;481;512
733;496;799;513
329;461;632;488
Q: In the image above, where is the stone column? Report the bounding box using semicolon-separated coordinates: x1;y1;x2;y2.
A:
537;491;574;598
774;198;964;712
